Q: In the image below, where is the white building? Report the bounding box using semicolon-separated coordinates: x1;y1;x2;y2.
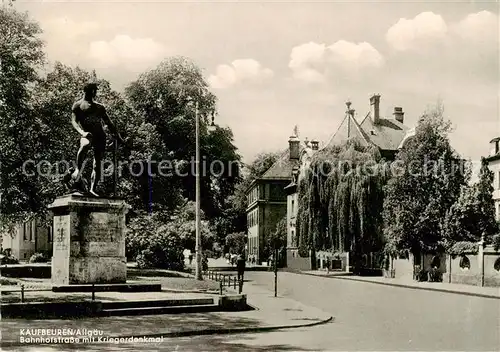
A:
486;137;500;221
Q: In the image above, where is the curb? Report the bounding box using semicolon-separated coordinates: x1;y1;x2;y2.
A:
111;315;334;339
299;272;500;300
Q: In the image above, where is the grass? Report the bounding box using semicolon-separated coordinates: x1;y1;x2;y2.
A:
1;270;225;304
0;278;18;285
1;292;99;304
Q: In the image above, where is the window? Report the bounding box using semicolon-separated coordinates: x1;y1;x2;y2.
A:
291;200;295;214
459;256;470;270
494;257;500;272
430;255;441;268
23;223;28;241
31;220;35;242
29;221;33;241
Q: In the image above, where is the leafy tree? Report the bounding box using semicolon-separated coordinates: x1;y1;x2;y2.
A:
383;104;470;255
225;232;246;255
29;63;184;219
125;56;241;220
443;157;497;254
247;151;281;180
297;139;388;271
170;200;215;250
126;212;185;270
267;215;287;251
0;7;45;229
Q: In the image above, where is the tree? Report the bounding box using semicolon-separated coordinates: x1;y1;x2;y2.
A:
29;63;184;221
0;7;45;230
125;56;241;220
383;104;470;255
266;215;287;260
170;201;215;251
296;139;388;271
126;211;185;270
247;151;281;180
225;232;246;255
443;157;497;254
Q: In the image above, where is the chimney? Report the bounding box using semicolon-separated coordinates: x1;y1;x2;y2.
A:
289;136;300;160
311;140;319;151
490;137;500;156
370;94;381;125
393;107;404;123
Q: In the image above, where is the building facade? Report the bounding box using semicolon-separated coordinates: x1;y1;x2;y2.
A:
486;137;500;221
246;150;296;264
1;217;53;261
286;94;413;270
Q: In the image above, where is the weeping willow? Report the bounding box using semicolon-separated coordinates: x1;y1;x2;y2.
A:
296;139;390;263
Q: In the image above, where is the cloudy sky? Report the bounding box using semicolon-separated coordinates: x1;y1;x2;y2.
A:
15;0;499;169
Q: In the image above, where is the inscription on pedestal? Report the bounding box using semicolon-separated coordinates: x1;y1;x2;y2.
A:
54;217;70;251
50;196;129;284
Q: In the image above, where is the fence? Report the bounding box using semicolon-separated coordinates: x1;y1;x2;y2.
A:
204;271;244;294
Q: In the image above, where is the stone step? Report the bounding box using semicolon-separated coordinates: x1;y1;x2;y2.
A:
101;298;214;310
52;283;161;293
100;304;219;316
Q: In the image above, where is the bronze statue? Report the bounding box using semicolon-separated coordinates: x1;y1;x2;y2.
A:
64;83;124;197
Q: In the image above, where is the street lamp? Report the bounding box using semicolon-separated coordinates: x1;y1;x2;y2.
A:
193;98;216;281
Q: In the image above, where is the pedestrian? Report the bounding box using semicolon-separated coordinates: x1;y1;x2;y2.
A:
237;254;246;282
188;253;193;265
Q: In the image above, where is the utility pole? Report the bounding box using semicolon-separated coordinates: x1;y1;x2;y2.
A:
195;100;202;280
274;246;278;297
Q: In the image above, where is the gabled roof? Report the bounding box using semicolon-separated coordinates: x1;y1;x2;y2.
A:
359;113;409;151
324;111;409;152
324;114;370;149
260;148;300;180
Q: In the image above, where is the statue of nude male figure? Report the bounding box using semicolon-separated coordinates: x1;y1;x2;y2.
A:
64;83;124;197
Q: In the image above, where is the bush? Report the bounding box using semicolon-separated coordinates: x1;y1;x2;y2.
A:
0;254;19;265
134;229;185;271
127;214;185;271
29;252;49;263
416;269;428;282
428;267;442;282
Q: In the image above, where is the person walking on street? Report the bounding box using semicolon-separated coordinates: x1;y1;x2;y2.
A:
237;254;246;282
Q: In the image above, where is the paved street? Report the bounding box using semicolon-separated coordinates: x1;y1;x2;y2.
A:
4;271;499;351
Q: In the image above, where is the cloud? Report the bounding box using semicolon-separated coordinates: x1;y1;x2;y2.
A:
386;12;448;51
208;59;273;89
451;10;499;47
289;40;384;83
88;35;167;72
39;17;100;61
327;40;384;70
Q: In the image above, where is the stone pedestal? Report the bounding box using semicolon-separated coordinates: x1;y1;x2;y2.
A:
49;195;130;285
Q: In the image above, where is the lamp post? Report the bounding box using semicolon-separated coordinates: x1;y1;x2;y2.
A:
194;100;202;280
192;93;216;281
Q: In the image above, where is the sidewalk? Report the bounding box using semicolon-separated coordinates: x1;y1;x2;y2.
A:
0;280;333;345
301;270;500;299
